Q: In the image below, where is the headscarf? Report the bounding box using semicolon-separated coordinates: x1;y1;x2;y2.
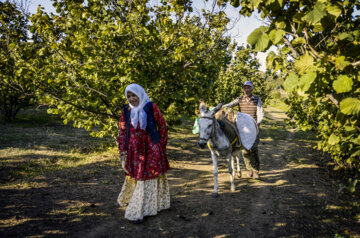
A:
125;83;151;130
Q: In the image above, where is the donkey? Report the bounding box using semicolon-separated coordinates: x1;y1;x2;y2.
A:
197;102;242;198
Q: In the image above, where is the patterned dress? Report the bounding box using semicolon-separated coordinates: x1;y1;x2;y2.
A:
117;103;170;221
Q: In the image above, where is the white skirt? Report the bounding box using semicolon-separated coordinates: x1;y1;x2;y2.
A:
117;174;170;221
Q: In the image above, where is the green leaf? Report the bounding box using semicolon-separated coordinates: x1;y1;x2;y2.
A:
332;75;353;93
344;126;356;132
269;29;285;44
352;150;360;158
8;43;16;50
50;42;57;49
349;179;358;193
299;71;317;92
335;56;351;70
231;0;240;7
276;0;285;7
275;21;286;29
293;12;304;24
291;37;306;46
294;53;314;74
247;26;270;52
281;46;291;54
264;0;276;6
283;73;299;93
302;1;327;24
340;98;360;115
251;0;262;8
338;32;350;40
326;4;342;18
351;135;360;145
328;134;340;145
266;51;276;69
313;22;324;32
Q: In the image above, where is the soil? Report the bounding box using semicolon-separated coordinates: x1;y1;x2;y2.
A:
1;107;360;238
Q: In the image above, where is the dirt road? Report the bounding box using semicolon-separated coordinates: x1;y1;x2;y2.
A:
1;107;359;237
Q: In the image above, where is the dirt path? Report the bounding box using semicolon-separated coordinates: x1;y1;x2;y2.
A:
1;107;360;237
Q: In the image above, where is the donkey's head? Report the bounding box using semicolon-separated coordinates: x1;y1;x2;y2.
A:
197;102;223;149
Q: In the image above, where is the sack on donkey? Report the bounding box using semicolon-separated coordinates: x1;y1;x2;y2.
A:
236;112;259;150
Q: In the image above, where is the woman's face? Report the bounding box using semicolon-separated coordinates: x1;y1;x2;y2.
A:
127;91;140;107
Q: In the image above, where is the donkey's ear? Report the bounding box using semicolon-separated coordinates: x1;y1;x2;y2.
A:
213;102;223;113
199;101;206;116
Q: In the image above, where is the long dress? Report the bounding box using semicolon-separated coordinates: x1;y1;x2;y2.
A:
117;103;170;221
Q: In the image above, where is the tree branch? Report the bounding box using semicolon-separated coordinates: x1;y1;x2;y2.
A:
351;61;360;67
43;88;116;118
283;36;299;58
326;94;339;107
303;29;321;59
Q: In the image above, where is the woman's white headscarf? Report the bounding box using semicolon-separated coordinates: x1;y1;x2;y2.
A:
125;83;151;130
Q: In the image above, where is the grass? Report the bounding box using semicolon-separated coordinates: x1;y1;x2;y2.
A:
267;98;289;112
0;107;117;185
261;104;290;143
0;147;119;183
0;107;198;185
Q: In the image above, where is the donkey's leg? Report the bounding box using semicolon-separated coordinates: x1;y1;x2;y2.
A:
211;151;219;198
235;154;242;178
231;149;242;178
227;153;236;192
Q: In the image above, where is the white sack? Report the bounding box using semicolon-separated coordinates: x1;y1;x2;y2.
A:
236;112;258;150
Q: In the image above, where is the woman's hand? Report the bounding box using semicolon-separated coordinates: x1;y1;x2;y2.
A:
120;152;128;173
120;151;128;158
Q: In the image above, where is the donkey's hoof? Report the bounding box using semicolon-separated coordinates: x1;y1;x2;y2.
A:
212;193;219;198
231;185;236;192
236;172;242;178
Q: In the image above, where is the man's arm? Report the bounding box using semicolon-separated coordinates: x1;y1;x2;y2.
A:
223;98;239;108
257;97;264;125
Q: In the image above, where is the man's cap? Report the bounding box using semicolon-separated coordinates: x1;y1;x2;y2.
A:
243;81;253;88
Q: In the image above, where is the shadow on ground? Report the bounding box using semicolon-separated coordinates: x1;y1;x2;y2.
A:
1;108;360;237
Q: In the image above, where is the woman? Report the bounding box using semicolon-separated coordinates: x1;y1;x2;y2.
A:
117;83;170;224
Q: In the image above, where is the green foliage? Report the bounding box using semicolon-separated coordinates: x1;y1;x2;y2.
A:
247;26;270;52
340;98;360;115
226;0;360;172
209;46;273;106
0;1;37;122
333;75;353;93
30;0;232;137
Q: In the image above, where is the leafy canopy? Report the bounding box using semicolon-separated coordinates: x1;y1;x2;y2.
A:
30;0;233;137
223;0;360;171
0;1;38;122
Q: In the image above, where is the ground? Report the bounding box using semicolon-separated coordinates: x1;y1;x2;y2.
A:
0;107;360;238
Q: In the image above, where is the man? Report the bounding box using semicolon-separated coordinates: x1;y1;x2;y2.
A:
223;81;263;179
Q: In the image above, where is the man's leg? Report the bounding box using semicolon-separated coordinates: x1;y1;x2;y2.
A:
241;135;260;178
250;135;260;178
241;148;253;177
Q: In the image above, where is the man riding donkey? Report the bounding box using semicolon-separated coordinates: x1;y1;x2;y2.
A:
223;81;264;179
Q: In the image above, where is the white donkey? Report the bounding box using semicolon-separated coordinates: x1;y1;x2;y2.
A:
197;102;242;198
